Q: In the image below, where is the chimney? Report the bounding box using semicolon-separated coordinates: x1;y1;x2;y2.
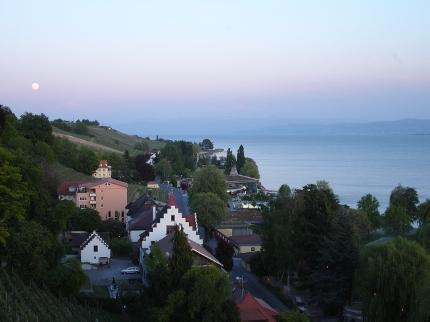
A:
152;206;156;221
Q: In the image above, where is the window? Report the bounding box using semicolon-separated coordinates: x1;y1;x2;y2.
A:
171;215;175;221
100;204;103;208
94;245;98;252
251;247;255;252
108;211;111;218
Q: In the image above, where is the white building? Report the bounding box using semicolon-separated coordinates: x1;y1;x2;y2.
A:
138;195;203;265
92;160;112;178
80;231;111;265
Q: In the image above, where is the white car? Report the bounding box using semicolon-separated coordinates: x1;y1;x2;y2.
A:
121;266;140;274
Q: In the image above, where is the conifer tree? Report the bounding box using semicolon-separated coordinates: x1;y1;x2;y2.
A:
169;226;193;287
236;145;245;173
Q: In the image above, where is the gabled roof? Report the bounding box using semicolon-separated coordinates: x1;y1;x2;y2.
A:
80;231;110;250
237;292;278;322
230;234;262;247
65;231;110;248
156;234;223;267
98;160;109;168
226;174;259;184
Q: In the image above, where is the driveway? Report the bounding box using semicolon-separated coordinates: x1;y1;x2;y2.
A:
84;258;141;285
230;257;287;311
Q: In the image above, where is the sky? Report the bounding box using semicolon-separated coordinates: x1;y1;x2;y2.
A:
1;0;430;130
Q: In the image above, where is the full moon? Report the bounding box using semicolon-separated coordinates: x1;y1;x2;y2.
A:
31;82;40;91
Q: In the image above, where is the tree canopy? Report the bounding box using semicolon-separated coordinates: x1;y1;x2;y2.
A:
359;238;430;322
190;192;226;230
190;165;227;202
240;157;260;179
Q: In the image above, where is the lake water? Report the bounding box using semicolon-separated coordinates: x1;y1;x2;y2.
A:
171;134;430;211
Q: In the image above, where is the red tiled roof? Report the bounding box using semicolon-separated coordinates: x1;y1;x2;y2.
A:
185;213;197;230
57;180;89;195
57;178;128;195
168;194;177;207
237;292;278;322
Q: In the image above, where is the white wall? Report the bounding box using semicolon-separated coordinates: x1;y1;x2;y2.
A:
141;206;202;249
129;230;145;242
80;234;111;264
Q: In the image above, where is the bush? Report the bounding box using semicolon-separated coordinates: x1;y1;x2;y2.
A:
110;238;133;257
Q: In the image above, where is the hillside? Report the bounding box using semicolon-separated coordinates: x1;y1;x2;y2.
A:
53;125;166;155
0;269;113;322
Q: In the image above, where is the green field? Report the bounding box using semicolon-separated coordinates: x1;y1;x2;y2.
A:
53;125;165;156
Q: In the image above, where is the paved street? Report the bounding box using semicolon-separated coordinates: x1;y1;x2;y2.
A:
230;257;287;311
160;183;190;215
84;258;141;285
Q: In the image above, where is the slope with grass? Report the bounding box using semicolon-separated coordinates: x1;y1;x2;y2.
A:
53;125;165;155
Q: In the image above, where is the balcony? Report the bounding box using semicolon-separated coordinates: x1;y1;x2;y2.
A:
89;193;96;197
90;200;97;204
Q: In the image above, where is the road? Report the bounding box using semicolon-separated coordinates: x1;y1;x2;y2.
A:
230;257;287;311
160;183;190;215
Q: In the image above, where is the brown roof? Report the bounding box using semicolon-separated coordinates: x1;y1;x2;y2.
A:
229;234;262;247
58;178;128;195
156;234;222;267
237;292;278;322
98;160;109;168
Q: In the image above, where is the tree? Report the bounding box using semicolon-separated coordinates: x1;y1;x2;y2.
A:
358;238;430;322
0;148;29;245
43;200;79;235
215;241;234;271
135;154;155;181
389;185;419;220
73;121;89;135
155;158;173;182
240;158;260;179
278;310;311;322
201;139;214;150
224;148;236;175
19;113;53;144
47;258;87;295
109;238;132;257
416;223;430;253
7;221;61;282
76;147;99;175
236;145;245;173
418;199;430;226
190;165;228;203
308;213;358;314
161;266;235;322
384;205;411;235
357;194;381;229
190;192;226;231
169;227;193;287
69;208;102;231
100;219;126;238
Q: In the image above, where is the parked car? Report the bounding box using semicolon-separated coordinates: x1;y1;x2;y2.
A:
121;266;140;274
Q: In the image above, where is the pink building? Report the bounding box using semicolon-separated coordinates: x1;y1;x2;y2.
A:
58;178;128;221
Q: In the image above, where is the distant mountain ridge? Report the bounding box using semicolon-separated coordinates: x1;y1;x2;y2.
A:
118;118;430;137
